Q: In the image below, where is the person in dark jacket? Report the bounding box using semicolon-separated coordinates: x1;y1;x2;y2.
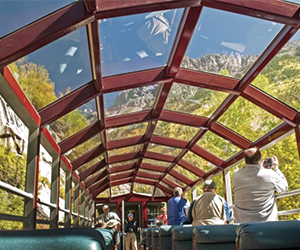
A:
124;213;139;250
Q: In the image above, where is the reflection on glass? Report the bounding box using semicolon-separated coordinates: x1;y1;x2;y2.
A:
39;146;53;203
283;0;300;5
111;183;130;197
197;131;240;159
261;133;300;192
154;187;166;196
109;159;137;168
154;120;199;141
182;7;283;79
173;165;198;181
147;143;182;156
0;0;75;38
96;188;109;198
99;9;183;76
252;30;300;111
106;122;148;141
183;151;215;173
133;184;154;196
165;174;185;187
108;145;142;157
76;155;104;174
65;134;101;162
8;27;92;110
104;85;159;117
164;82;228;117
142;158;170;167
49;99;97;143
218;97;282;141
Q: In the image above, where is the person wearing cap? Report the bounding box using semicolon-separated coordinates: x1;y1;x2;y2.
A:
233;147;288;223
167;187;190;225
96;205;121;223
191;180;232;226
124;213;139;250
107;219;121;250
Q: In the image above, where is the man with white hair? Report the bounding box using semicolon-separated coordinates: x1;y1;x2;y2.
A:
167;187;190;225
96;205;121;223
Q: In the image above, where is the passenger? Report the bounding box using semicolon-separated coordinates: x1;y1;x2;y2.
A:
124;213;139;250
191;180;232;226
107;219;121;250
167;187;190;225
96;205;121;223
233;147;288;223
155;207;167;227
94;219;107;229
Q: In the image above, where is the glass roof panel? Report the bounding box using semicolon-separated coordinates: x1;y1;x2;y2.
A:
182;7;284;79
218;97;283;141
76;155;104;174
154;187;166;197
173;165;198;181
104;85;159;117
96;188;109;198
147;143;182;156
83;168;106;183
154;120;199;141
109;159;137;168
197;131;241;160
139;169;162;176
99;9;184;77
8;27;92;111
133;183;154;196
0;0;75;38
111;183;131;197
283;0;300;5
164;82;228;117
252;30;300;111
108;145;142;157
182;151;215;173
111;170;133;177
65;134;101;162
48;99;97;143
142;158;170;167
106;122;148;141
165;174;185;187
159;181;173;191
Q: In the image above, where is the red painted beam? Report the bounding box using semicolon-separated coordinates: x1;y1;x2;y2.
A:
111;178;131;187
160;110;208;128
62;156;73;172
136;171;161;180
242;85;297;124
178;159;205;177
110;171;134;181
108;152;141;164
110;163;137;174
40;82;99;126
84;0;99;13
95;193;167;203
167;7;202;76
157;183;173;195
145;151;175;163
162;177;180;189
211;122;251;149
106;110;154;129
175;69;239;94
191;145;223;167
84;168;108;188
0;1;94;68
107;135;145;150
150;135;188;149
89;177;109;194
169;169;192;186
102;68;169;93
92;182;109;198
72;144;105;171
41;127;61;155
140;163;166;173
152;82;173;117
3;67;40;126
79;159;107;181
135;178;156;186
59;122;102;155
202;0;300;27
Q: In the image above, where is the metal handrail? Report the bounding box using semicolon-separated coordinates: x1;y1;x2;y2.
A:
275;188;300;199
37;199;57;209
0;181;33;199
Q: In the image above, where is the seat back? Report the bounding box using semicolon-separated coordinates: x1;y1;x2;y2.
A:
146;228;153;250
193;224;238;250
159;225;178;250
151;228;159;250
140;228;148;248
236;221;300;250
172;226;194;250
0;228;109;250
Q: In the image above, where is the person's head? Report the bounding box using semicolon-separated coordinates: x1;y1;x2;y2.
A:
203;180;217;193
159;207;166;214
95;219;107;229
174;187;183;197
128;213;134;221
106;219;119;230
102;205;109;215
244;147;262;164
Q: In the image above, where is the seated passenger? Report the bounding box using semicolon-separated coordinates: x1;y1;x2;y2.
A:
191;180;232;226
107;219;121;250
96;205;121;223
155;207;167;227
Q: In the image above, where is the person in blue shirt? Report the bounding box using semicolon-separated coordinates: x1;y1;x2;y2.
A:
167;187;190;225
